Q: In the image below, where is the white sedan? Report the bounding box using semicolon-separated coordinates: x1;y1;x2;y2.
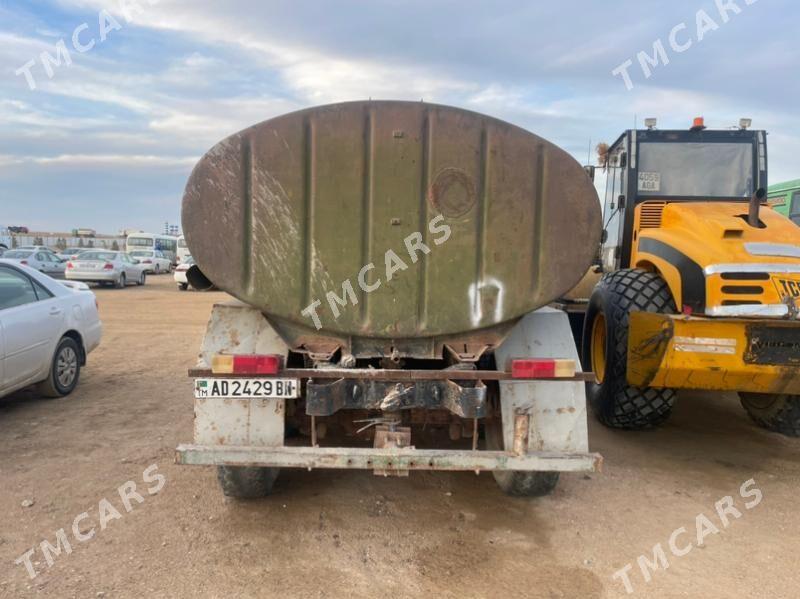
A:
0;260;102;399
65;250;147;288
174;255;194;290
129;250;173;274
2;249;66;276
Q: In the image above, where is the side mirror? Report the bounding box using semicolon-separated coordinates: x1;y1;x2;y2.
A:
583;165;596;182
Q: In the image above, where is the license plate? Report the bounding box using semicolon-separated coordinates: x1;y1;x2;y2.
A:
193;378;300;399
773;276;800;299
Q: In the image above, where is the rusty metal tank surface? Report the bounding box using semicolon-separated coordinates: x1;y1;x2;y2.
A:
182;100;601;341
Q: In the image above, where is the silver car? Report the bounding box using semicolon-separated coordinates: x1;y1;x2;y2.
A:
65;250;147;288
3;249;66;276
129;249;173;274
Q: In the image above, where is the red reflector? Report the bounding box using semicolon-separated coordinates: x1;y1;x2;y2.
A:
143;259;152;263
103;263;114;270
232;354;282;375
20;260;28;265
682;305;693;315
512;359;556;378
510;358;575;379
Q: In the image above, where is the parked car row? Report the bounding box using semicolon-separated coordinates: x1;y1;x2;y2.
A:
0;247;203;403
0;259;102;400
1;245;179;284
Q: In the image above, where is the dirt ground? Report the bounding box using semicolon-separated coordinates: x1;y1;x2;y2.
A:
1;275;798;598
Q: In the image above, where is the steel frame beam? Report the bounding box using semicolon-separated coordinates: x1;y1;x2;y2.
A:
188;367;595;382
175;444;603;472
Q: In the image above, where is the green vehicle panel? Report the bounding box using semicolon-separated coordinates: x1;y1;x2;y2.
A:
182;101;601;346
768;179;800;225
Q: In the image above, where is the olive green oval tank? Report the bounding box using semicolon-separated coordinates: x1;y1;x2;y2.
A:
182;100;601;340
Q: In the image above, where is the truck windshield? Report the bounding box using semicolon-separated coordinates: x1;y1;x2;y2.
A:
637;142;754;198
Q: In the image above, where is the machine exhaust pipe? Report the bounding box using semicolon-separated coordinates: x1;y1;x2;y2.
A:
748;187;767;227
186;265;216;291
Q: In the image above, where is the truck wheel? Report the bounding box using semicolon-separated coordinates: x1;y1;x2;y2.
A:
217;466;279;499
582;268;677;429
484;388;559;497
739;393;800;437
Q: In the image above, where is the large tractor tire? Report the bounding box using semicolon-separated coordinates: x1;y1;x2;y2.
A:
739;393;800;437
217;466;279;499
484;386;559;497
582;269;677;429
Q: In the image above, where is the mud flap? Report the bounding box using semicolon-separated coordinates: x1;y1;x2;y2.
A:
494;307;589;454
194;302;290;449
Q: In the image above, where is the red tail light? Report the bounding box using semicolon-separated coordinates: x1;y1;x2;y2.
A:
211;354;283;375
103;263;114;270
20;260;28;265
66;261;74;269
142;259;152;264
511;358;575;379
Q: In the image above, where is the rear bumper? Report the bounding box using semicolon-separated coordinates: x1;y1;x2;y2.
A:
66;271;118;282
628;312;800;394
175;443;602;472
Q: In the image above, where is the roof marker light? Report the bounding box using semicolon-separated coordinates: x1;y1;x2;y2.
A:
691;117;706;131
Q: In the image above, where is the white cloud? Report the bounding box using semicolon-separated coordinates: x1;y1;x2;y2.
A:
0;153;196;169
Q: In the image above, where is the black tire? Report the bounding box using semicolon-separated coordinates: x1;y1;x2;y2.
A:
484;387;559;497
582;268;677;429
137;271;146;286
116;273;126;289
217;466;279;499
38;337;81;398
739;393;800;437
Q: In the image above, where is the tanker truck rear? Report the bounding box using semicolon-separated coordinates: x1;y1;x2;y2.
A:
175;101;603;497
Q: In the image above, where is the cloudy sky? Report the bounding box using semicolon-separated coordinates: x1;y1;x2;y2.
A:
1;0;797;234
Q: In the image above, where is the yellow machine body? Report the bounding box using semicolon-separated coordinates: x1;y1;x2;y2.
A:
626;201;800;392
